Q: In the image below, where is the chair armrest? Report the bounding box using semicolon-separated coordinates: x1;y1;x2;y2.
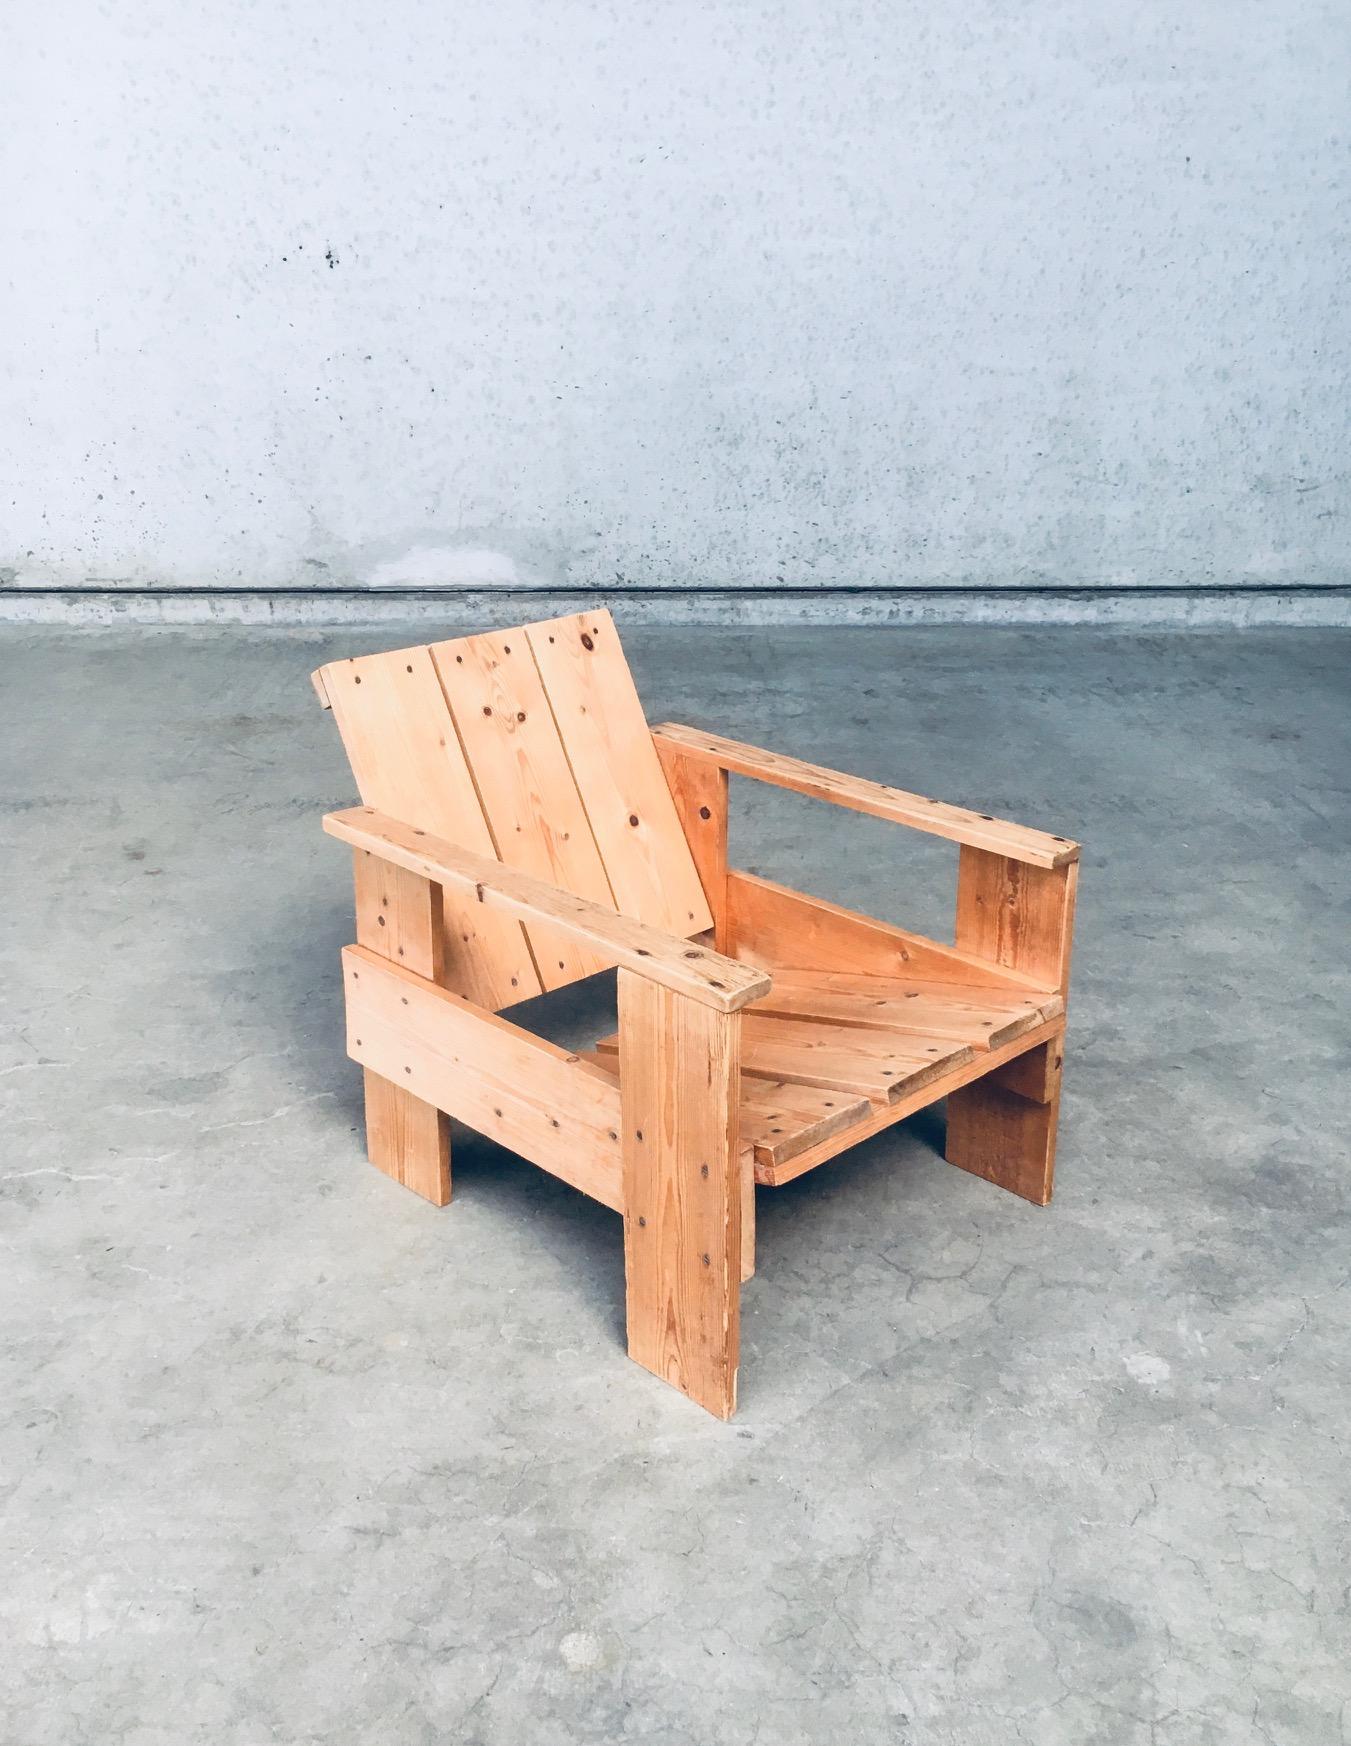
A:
323;806;770;1014
651;724;1079;870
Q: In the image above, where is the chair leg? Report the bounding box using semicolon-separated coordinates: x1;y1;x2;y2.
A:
945;1039;1062;1207
363;1068;452;1206
352;848;452;1207
618;971;741;1419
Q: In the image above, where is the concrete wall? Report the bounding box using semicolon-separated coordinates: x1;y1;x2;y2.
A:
3;1;1347;595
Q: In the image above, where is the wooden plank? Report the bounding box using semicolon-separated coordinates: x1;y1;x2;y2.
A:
946;1040;1062;1205
600;1015;972;1105
947;848;1078;1203
955;850;1079;995
342;945;624;1211
431;630;617;990
759;1019;1065;1187
586;1045;871;1170
739;1014;972;1103
737;1079;872;1168
651;723;1080;870
751;968;1063;1051
619;970;741;1419
654;735;730;950
352;850;451;1205
320;646;541;1009
728;871;1047;992
987;1034;1063;1103
325;807;770;1013
525;612;714;937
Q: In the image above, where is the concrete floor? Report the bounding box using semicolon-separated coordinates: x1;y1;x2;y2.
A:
2;624;1347;1745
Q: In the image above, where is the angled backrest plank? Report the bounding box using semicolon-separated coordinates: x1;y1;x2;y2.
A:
318;647;543;1008
430;629;617;990
525;610;714;939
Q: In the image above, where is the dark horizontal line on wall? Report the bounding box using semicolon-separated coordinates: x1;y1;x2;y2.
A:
4;584;1348;627
3;583;1346;599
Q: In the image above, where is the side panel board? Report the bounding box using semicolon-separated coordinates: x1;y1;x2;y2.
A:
728;871;1048;991
955;850;1079;995
342;945;624;1211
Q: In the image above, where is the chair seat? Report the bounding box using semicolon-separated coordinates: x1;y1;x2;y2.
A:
591;967;1064;1175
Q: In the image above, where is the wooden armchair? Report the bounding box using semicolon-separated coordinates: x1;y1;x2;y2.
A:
312;608;1080;1419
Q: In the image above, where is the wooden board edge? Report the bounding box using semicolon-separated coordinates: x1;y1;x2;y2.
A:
755;1018;1066;1186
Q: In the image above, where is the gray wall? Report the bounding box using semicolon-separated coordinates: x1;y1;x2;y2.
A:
3;1;1347;594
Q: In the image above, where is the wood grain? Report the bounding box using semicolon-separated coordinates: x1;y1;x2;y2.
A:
955;849;1079;995
751;968;1063;1051
947;847;1079;1203
325;807;770;1013
728;871;1047;991
654;734;730;950
352;850;451;1205
344;945;624;1211
619;970;741;1418
320;645;541;1008
584;1047;870;1173
759;1019;1065;1187
431;629;617;989
945;1039;1062;1206
526;612;714;937
651;723;1080;869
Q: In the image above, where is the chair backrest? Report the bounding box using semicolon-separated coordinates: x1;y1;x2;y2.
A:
314;608;713;1008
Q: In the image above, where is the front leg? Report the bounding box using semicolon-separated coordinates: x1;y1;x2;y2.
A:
351;850;451;1206
618;971;741;1418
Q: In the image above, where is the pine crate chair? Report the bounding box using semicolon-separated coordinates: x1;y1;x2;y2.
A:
312;609;1080;1419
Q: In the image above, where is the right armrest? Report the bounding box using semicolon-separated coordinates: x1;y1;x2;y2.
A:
652;723;1079;870
323;806;770;1014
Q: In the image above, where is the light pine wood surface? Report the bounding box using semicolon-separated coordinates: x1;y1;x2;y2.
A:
316;609;1082;1417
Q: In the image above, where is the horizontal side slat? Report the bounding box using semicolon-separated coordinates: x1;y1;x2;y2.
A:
343;945;623;1210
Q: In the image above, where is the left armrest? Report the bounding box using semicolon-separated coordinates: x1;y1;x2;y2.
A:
323;805;770;1014
651;724;1079;871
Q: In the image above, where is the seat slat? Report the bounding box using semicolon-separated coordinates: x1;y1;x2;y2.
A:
582;1048;871;1170
319;649;542;1009
525;610;713;939
736;1015;974;1103
752;970;1064;1051
597;1016;971;1106
431;630;617;990
737;1079;873;1167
